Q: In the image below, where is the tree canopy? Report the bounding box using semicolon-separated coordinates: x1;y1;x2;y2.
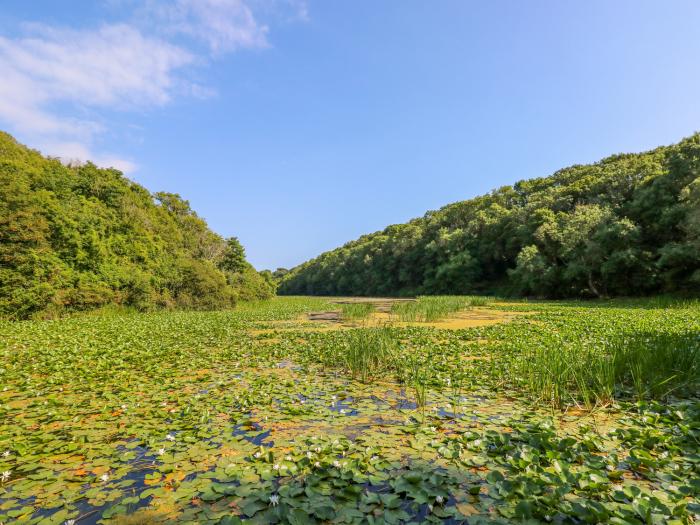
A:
0;132;273;319
279;134;700;298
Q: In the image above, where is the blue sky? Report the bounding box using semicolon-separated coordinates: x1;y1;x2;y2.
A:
1;1;700;270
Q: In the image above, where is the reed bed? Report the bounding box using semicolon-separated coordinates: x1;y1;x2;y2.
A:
391;295;494;322
340;302;375;321
499;331;700;409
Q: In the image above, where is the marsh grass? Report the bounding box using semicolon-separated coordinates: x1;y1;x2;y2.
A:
340;302;375;321
339;326;400;382
447;371;464;420
505;331;700;409
391;295;494;322
407;357;429;423
610;332;700;401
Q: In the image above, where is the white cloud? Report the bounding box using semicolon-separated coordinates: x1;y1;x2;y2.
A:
146;0;269;53
42;140;138;174
0;0;280;172
0;23;192;171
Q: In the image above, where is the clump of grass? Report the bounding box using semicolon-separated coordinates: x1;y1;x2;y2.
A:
446;370;465;420
407;357;429;423
391;296;493;322
340;302;375;321
609;332;700;401
504;331;700;409
340;327;400;382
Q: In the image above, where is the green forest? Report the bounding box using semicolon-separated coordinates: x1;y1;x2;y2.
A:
279;134;700;298
0;132;274;319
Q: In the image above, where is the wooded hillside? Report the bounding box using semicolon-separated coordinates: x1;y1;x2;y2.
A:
279;134;700;298
0;132;274;319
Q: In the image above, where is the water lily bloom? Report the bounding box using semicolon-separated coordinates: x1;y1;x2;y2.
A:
333;460;340;468
314;461;320;467
100;473;109;482
254;451;262;458
285;455;292;461
166;433;176;441
157;448;166;456
435;495;444;504
339;409;346;414
273;464;280;470
269;494;279;506
2;450;9;457
1;470;10;482
65;520;76;525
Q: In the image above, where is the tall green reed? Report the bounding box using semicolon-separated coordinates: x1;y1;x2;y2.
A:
391;296;494;322
340;302;375;321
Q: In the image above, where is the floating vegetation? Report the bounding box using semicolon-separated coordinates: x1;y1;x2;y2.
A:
0;297;699;524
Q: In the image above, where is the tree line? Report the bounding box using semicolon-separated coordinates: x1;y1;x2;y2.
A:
279;134;700;298
0;132;274;319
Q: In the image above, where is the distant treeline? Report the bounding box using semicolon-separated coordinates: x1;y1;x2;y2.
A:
279;134;700;298
0;132;274;319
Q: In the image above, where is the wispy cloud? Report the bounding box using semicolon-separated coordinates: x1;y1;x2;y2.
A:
0;0;293;173
144;0;269;54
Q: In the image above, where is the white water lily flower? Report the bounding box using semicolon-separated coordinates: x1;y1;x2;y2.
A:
370;455;378;462
2;450;9;457
315;446;321;453
435;495;444;504
314;461;320;467
331;395;337;400
339;409;346;414
1;470;10;482
429;427;437;432
157;448;166;456
333;460;341;468
100;473;109;482
269;494;279;506
165;433;176;442
253;451;262;459
306;451;313;458
285;455;292;461
427;504;433;513
273;464;280;470
65;520;76;525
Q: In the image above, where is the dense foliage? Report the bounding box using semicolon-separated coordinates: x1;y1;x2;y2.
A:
280;134;700;297
0;132;273;319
